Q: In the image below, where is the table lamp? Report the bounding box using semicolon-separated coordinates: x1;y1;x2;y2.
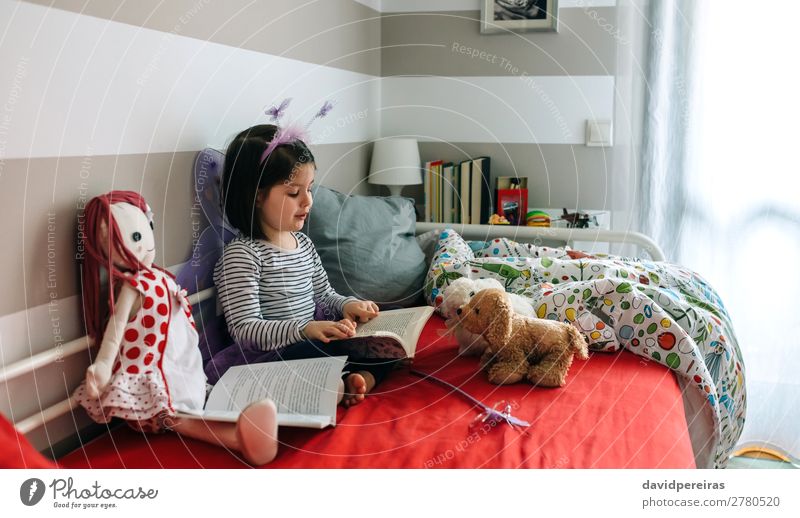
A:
367;138;421;196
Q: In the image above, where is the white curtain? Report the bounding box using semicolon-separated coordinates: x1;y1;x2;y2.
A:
637;0;800;464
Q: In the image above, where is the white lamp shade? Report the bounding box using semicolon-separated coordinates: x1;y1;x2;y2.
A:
368;138;422;187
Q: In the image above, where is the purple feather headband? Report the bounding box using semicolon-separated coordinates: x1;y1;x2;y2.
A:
260;98;335;164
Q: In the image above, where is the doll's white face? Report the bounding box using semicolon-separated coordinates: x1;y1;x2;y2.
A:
109;202;155;268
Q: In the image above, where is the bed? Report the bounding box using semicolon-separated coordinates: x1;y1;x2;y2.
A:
1;149;743;469
5;222;702;470
57;312;695;469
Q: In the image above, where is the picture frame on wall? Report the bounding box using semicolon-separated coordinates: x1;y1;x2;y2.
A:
480;0;559;34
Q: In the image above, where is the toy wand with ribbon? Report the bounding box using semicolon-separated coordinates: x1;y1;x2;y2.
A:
409;369;531;432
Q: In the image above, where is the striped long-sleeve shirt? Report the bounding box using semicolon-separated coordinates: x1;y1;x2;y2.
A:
213;232;360;351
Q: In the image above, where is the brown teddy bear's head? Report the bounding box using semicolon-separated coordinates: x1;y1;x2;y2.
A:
456;288;512;347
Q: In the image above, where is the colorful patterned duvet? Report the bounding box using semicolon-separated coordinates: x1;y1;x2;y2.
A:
424;229;746;468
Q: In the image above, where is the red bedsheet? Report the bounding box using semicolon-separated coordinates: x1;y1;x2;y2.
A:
59;315;695;468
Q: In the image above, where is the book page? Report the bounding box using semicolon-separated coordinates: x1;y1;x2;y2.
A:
355;309;414;338
177;408;332;429
202;356;346;427
351;306;435;357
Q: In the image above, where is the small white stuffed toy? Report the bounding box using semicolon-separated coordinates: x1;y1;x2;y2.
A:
440;277;535;356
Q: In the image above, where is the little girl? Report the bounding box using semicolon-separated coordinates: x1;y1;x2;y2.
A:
213;124;393;406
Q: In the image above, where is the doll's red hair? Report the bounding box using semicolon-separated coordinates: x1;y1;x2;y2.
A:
80;191;168;343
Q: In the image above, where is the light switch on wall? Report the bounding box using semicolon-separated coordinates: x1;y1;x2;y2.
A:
585;120;613;147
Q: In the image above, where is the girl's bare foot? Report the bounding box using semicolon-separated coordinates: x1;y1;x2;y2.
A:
342;371;375;407
336;378;345;404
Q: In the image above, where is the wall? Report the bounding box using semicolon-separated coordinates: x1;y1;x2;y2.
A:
375;0;621;216
0;0;382;318
0;0;628;451
0;0;382;451
0;0;625;319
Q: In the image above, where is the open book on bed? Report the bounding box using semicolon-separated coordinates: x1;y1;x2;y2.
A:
343;306;435;359
178;356;347;429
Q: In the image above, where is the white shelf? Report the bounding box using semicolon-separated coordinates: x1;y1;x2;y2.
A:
529;208;610;254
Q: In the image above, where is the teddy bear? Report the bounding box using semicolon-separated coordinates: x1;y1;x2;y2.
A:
439;277;535;357
456;288;589;387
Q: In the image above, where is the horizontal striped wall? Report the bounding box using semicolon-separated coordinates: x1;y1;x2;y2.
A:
0;0;623;318
378;3;620;216
1;0;382;452
0;0;624;450
0;0;625;316
0;144;368;318
381;75;614;144
380;8;618;76
3;0;381;158
21;0;382;76
0;0;382;318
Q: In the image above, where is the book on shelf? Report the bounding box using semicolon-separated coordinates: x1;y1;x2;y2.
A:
424;160;443;223
459;159;472;224
177;306;435;429
424;160;431;223
430;162;438;223
435;161;442;222
452;161;461;224
434;160;443;223
442;162;454;224
422;156;491;225
470;156;492;226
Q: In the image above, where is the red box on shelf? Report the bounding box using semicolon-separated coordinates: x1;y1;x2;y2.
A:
495;188;528;225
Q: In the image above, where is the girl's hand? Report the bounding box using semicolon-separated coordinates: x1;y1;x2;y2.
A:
343;300;380;324
338;318;357;334
302;320;356;343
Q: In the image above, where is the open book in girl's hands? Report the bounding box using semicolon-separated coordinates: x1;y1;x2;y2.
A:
178;356;346;429
342;306;435;359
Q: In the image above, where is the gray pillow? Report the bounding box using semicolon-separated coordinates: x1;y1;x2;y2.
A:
302;185;427;307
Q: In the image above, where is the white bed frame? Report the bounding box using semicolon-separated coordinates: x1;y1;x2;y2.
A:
0;225;665;457
415;223;666;261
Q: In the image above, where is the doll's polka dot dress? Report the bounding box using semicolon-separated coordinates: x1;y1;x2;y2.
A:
73;268;206;433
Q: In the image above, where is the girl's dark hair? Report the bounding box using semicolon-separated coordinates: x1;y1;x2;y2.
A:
221;124;315;240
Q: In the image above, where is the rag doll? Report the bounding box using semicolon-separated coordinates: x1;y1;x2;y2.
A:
71;191;278;465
